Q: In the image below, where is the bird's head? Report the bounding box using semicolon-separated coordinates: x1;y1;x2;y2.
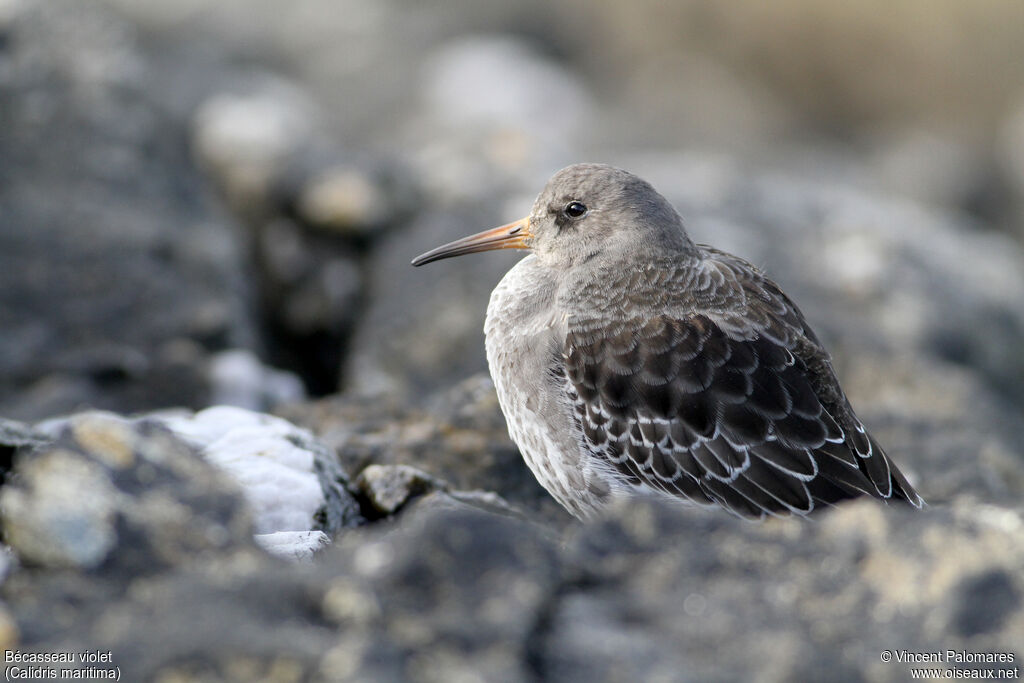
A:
412;163;695;269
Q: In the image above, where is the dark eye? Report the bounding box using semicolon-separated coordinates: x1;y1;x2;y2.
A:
563;201;588;219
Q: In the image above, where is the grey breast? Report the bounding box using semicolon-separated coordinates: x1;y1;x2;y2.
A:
483;255;611;518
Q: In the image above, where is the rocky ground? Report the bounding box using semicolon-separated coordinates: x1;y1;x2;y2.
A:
1;0;1023;681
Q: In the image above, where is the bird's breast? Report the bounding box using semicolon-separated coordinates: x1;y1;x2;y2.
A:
484;256;565;412
484;257;604;517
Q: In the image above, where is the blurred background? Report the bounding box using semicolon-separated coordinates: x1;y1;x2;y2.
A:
2;0;1023;448
5;5;1024;676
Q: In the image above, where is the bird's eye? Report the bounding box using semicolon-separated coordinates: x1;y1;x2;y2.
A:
563;201;588;219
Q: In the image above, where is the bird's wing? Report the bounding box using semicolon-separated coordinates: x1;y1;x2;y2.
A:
562;256;923;518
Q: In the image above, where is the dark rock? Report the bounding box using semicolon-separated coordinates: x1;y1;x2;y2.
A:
192;84;422;396
2;558;336;681
277;374;571;526
950;570;1022;638
5;480;1022;681
0;0;257;421
540;498;1024;683
316;502;562;682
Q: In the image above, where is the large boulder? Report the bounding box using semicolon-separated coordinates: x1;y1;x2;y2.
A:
0;0;258;420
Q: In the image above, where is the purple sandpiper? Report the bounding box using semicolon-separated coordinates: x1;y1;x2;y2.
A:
412;163;924;520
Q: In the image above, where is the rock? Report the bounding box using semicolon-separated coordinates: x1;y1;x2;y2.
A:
1;412;255;572
20;406;364;561
1;555;337;681
7;490;1021;681
353;464;448;518
278;374;570;526
253;530;332;562
207;349;307;411
0;0;258;421
0;418;47;480
540;498;1024;683
409;35;595;201
156;406;364;538
191;81;321;211
998;92;1024;240
867;131;1000;217
317;502;562;682
192;81;421;396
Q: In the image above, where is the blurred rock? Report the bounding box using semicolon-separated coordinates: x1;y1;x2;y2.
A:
408;35;595;202
252;218;365;395
353;464;447;518
0;0;257;421
192;80;421;395
998;92;1024;239
192;82;321;212
287;159;421;243
542;498;1024;683
207;349;307;411
156;406;364;539
254;530;332;562
1;412;254;572
278;374;570;526
0;418;47;480
868;131;1000;217
345;205;525;396
2;401;1022;681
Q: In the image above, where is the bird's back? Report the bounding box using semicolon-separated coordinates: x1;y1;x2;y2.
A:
491;247;923;519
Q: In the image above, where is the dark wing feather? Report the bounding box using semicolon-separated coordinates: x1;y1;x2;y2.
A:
563;255;923;519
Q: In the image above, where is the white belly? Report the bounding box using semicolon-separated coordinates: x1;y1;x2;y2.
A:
483;256;610;518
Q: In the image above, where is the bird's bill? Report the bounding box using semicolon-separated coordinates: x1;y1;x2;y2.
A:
411;217;533;266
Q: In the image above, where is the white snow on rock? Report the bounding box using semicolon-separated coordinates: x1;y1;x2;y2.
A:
159;406;329;552
253;530;331;562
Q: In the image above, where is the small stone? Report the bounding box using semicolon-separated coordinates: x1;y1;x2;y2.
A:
354;464;447;517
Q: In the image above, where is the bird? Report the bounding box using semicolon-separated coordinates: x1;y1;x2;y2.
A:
412;163;924;520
